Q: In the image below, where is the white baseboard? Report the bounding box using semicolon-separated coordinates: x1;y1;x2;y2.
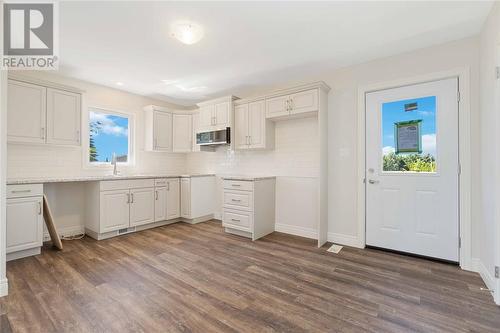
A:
471;258;496;300
213;212;222;220
43;224;85;242
274;223;317;239
0;277;8;297
327;232;363;248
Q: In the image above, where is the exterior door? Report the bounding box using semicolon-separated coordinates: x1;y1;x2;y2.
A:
365;78;459;262
130;188;155;227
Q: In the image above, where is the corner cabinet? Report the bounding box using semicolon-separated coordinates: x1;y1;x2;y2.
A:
180;176;216;222
234;99;274;150
7;79;82;146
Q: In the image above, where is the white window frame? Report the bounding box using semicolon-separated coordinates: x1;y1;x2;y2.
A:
83;106;135;169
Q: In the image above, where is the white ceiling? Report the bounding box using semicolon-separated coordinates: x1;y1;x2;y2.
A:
58;1;493;106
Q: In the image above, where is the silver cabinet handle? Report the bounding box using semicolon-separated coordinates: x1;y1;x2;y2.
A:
155;190;158;200
130;193;134;203
38;201;42;215
76;130;80;143
231;218;240;222
368;180;379;184
41;127;45;139
289;98;293;110
248;136;251;145
231;184;241;187
167;182;170;191
231;199;241;202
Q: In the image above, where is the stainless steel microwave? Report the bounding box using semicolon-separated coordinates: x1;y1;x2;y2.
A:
196;127;230;146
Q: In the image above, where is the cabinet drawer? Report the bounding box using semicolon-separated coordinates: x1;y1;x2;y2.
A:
223;180;253;192
155;178;169;187
100;179;155;191
223;190;253;211
223;209;252;231
7;184;43;199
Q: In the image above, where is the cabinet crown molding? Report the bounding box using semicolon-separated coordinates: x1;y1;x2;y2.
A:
196;95;239;108
8;73;85;94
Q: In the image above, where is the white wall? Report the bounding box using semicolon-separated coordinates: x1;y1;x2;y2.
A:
478;3;500;303
7;71;189;238
186;116;320;238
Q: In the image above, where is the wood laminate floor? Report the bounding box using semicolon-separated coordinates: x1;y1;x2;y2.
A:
0;220;499;333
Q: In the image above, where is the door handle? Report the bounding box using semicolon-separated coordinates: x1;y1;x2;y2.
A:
368;180;379;184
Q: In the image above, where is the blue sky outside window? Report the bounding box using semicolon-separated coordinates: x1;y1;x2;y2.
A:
381;96;436;159
89;110;129;163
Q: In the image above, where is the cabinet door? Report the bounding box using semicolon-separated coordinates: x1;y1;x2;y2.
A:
100;190;130;233
166;178;180;219
172;114;192;152
289;89;318;115
46;88;81;146
265;95;289;119
180;178;191;218
6;197;43;254
214;102;229;128
154;187;167;222
130;187;155;227
248;100;265;148
154;111;173;151
234;104;249;150
198;105;214;130
192;112;200;152
7;80;47;143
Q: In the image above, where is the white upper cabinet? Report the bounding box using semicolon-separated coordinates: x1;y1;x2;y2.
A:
8;79;82;146
196;96;236;132
198;105;214;130
46;88;81;145
266;88;319;119
234;104;249;150
172;114;193;153
192;112;201;152
234;100;273;150
265;95;289;119
144;106;173;152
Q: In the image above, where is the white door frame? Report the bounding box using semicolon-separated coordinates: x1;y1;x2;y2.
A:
357;68;472;271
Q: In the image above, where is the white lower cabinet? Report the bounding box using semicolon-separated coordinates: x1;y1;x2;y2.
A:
129;187;155;227
99;189;130;233
180;176;216;221
86;178;181;240
6;184;44;261
222;178;275;241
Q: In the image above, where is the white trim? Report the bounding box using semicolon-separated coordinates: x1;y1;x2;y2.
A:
274;223;317;239
327;232;362;248
83;105;136;169
357;68;472;271
43;225;85;242
471;258;496;298
8;73;85;94
0;278;8;297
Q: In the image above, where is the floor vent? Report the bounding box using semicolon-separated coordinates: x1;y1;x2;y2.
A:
327;244;343;254
118;227;136;235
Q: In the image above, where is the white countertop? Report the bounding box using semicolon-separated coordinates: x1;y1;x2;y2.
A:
220;175;276;181
6;173;216;185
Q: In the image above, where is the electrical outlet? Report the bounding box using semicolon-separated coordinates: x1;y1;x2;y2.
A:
495;266;499;279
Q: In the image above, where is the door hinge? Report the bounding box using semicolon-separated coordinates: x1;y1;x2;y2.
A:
496;66;500;80
495;266;499;279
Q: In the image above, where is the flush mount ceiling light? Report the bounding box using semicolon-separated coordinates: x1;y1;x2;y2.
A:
116;82;124;86
170;21;204;45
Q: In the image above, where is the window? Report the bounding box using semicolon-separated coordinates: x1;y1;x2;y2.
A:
381;96;437;172
88;108;131;164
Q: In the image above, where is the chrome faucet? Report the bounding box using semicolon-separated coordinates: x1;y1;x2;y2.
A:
111;152;118;176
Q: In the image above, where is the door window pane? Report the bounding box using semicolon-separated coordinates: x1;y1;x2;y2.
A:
382;96;436;172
